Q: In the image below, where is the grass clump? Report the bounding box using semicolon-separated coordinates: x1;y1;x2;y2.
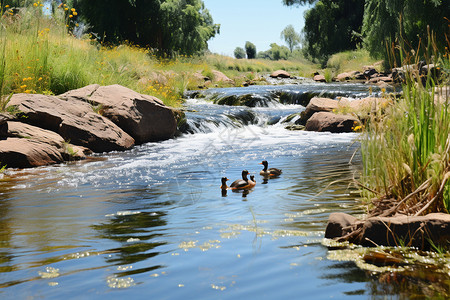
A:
359;37;450;216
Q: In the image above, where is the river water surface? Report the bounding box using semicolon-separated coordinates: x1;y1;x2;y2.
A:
0;83;448;299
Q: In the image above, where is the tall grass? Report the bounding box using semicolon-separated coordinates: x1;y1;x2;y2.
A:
0;3;319;108
360;36;450;215
327;49;379;74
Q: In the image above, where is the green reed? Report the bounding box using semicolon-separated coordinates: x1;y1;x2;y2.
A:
360;33;450;214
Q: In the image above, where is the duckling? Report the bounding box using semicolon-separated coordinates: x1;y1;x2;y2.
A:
220;177;229;190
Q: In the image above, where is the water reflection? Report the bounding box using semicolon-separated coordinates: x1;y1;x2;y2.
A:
93;211;167;275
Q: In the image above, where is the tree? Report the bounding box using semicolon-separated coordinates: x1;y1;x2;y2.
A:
280;25;301;53
284;0;364;64
234;47;246;59
257;43;290;60
73;0;219;56
245;41;256;59
363;0;450;66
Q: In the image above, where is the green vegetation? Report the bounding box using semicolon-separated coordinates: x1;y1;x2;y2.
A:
326;49;379;74
245;41;257;59
74;0;219;56
0;2;319;108
284;0;449;68
280;25;301;53
359;38;450;215
234;47;246;59
257;43;291;61
283;0;364;65
363;0;450;67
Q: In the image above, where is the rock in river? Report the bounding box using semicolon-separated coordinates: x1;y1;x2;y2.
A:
60;84;177;144
305;111;358;133
0;137;64;168
7;93;135;153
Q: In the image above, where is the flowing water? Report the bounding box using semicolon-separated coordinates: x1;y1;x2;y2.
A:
0;83;448;299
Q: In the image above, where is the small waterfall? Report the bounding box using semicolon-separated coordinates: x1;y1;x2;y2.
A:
180;83;392;135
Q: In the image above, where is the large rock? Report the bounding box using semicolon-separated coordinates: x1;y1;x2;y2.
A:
7;121;89;161
313;74;326;82
325;212;450;250
7;93;134;152
212;70;234;84
7;121;65;150
299;97;339;125
335;72;352;82
305;111;358;133
367;76;393;84
60;84;177;144
0;137;64;168
270;70;291;79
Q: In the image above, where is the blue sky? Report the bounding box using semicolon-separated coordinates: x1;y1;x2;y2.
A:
202;0;309;57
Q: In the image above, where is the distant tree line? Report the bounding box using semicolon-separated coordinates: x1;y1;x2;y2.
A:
283;0;450;65
234;25;302;60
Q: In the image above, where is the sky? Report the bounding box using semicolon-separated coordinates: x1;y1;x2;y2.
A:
202;0;309;57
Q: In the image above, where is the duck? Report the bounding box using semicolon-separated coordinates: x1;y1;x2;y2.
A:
220;177;229;190
248;175;256;187
259;160;282;177
230;170;255;190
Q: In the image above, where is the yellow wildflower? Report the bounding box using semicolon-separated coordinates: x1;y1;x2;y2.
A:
73;12;77;16
5;5;9;8
71;8;76;12
20;84;27;89
69;15;73;18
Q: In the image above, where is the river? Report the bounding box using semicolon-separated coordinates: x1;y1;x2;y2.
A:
0;82;448;299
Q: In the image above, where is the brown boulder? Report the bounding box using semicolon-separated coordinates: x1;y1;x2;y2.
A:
270;70;291;79
60;84;177;144
367;76;393;84
7;121;65;150
313;74;326;82
305;111;358;133
7;93;134;152
212;70;234;84
0;137;64;168
335;72;352;82
325;212;450;250
299;97;339;125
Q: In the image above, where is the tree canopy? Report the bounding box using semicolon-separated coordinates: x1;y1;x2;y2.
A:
284;0;450;65
300;0;364;63
234;47;246;59
245;41;256;59
72;0;219;56
280;25;301;53
363;0;450;65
